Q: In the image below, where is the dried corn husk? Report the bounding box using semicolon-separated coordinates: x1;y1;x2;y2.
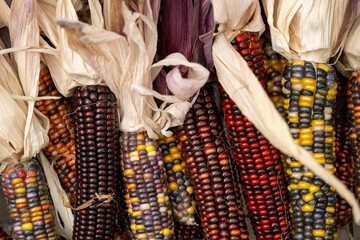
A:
57;1;209;138
262;0;359;63
0;0;49;163
344;16;360;69
212;0;360;224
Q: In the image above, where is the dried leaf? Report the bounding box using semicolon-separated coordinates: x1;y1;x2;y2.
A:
344;16;360;68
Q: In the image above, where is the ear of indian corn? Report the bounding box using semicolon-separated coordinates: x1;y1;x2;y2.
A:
1;160;57;240
73;85;121;240
335;123;353;227
282;61;337;240
35;66;76;204
348;72;360;201
120;131;174;240
219;32;291;240
158;134;197;226
177;86;249;240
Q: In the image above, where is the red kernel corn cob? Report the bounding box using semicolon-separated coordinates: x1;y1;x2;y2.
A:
158;135;197;226
35;66;76;204
120;132;174;240
177;86;249;240
1;160;57;240
335;123;353;227
220;32;291;239
73;85;121;240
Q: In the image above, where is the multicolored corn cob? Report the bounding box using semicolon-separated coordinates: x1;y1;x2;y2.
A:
120;132;174;240
73;85;121;240
335;123;353;227
220;32;291;240
261;41;288;74
177;86;249;240
174;224;204;240
348;72;360;200
35;66;76;204
1;160;57;240
282;61;337;240
158;135;197;226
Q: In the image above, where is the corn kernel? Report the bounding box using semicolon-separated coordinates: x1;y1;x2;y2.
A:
131;224;136;230
136;225;145;230
317;63;329;72
130;151;139;157
290;162;302;167
158;197;166;204
300;139;313;146
146;145;155;152
313;229;326;237
133;211;142;217
137;145;146;151
311;119;324;126
165;136;176;144
187;206;195;214
137;234;147;239
11;178;23;185
130;197;139;203
125;169;135;175
22;223;33;231
302;193;314;202
289;117;299;123
309;185;320;193
290;78;302;84
164;155;173;163
324;125;333;132
293;60;305;66
302;204;314;212
127;184;136;189
289;183;298;189
298;181;310;189
162;228;171;236
325;218;334;225
325;137;333;143
172;164;183;172
147;151;157;157
171;153;182;160
168;182;178;191
15;188;26;194
187;186;194;194
326;207;335;213
328;88;336;96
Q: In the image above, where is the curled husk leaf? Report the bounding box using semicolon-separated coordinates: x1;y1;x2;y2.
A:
344;16;360;69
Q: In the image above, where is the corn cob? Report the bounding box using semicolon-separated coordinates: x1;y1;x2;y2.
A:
120;131;174;240
73;85;121;240
261;41;288;74
174;224;204;240
335;123;353;227
221;32;291;239
231;32;265;87
348;72;360;200
35;66;76;204
177;86;249;240
283;61;337;240
1;160;57;240
158;135;197;226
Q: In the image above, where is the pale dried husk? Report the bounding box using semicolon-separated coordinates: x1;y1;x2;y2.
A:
262;0;358;63
0;0;49;163
212;0;360;224
57;1;209;138
344;16;360;69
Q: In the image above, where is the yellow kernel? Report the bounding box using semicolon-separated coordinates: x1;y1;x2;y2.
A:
302;78;316;85
15;188;26;194
294;139;300;144
309;185;320;193
298;181;310;189
15;198;27;204
313;153;325;158
172;164;183;172
187;206;195;215
136;225;145;230
187;186;194;194
330;186;336;192
158;197;166;204
328;88;337;96
146;145;155;152
127;184;136;189
289;117;299;123
131;224;136;230
130;197;139;203
137;145;146;151
181;161;186;168
137;234;147;239
299;101;313;107
299;127;312;134
22;223;33;231
165;136;176;144
311;120;324;127
299;96;313;102
300;133;313;140
164;155;173;163
302;204;314;212
325;218;334;225
325;137;333;143
168;182;178;191
130;151;138;157
128;208;133;214
290;162;302;167
125;169;135;175
11;178;23;185
290;78;302;84
286;169;292;175
293;60;305;66
133;211;142;217
168;210;172;215
326;207;335;213
317;63;329;72
162;228;171;236
302;193;314;202
300;139;313;146
25;177;36;184
313;229;326;237
148;151;157;157
303;85;316;92
289;208;293;213
289;183;298;189
172;153;182;160
169;147;179;155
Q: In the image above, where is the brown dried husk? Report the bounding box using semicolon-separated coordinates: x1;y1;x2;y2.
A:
212;0;360;224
